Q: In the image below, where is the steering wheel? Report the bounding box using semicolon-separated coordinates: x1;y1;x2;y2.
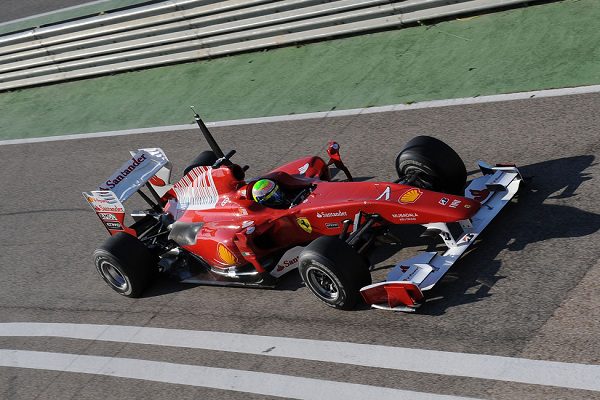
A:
288;186;313;208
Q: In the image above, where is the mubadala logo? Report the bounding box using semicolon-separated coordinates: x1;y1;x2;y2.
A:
392;213;418;220
316;210;347;218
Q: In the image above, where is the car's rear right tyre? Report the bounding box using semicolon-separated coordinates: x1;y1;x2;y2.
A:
93;232;158;298
299;236;371;310
183;150;218;175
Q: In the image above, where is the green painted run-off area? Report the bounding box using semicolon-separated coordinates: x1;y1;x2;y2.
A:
0;0;599;140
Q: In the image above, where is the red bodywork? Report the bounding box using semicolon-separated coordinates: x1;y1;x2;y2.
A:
154;154;480;273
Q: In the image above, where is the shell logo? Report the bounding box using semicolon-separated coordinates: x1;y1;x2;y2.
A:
217;243;238;265
398;188;423;204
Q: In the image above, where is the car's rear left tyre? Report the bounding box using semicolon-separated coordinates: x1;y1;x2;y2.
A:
93;232;158;298
395;135;467;195
299;236;371;310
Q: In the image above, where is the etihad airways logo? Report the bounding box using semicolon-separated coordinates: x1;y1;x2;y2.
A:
100;154;147;190
316;210;347;218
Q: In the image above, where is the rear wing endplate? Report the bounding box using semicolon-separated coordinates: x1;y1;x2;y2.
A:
82;190;135;235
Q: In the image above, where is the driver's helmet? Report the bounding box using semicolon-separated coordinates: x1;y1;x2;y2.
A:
252;179;285;206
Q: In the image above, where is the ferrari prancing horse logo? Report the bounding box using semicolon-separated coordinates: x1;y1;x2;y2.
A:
296;217;312;233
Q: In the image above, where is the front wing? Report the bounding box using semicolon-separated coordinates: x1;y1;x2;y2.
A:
360;162;523;312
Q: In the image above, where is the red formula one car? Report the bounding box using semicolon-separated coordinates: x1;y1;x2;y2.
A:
84;111;522;311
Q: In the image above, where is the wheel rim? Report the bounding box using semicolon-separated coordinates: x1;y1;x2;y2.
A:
305;266;339;301
99;259;128;291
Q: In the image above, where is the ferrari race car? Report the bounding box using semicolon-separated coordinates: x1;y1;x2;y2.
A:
83;110;522;312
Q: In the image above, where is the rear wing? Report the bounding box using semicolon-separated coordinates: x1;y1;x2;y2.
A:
98;148;170;202
82;148;171;235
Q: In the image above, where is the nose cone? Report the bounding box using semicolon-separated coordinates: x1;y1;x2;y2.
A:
435;195;480;219
403;190;480;223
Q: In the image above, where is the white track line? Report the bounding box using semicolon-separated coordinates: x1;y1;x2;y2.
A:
2;84;600;146
1;322;599;392
0;0;121;29
0;350;477;400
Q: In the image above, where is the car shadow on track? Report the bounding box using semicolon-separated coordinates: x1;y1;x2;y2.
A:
371;155;600;315
142;279;197;298
141;265;307;298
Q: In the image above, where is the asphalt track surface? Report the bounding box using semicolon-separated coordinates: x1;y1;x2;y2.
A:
1;93;600;399
0;0;99;24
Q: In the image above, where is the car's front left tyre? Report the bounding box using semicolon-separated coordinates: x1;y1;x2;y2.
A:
298;236;371;310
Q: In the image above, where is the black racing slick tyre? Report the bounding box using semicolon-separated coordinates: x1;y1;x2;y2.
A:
183;150;218;175
93;232;159;298
395;135;467;195
299;236;372;310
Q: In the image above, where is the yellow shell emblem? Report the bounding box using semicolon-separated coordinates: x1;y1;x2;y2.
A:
296;217;312;233
399;188;423;204
217;243;238;265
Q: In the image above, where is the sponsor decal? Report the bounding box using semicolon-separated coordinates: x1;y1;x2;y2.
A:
325;222;339;229
94;205;123;213
90;195;118;205
241;220;254;228
238;208;248;216
217;243;239;265
296;217;312;233
392;212;418;221
459;233;476;244
220;196;231;207
298;163;310;174
104;221;123;230
464;204;472;209
246;226;255;235
83;191;125;213
450;199;461;208
398;188;422;204
376;186;391;201
470;188;491;202
100;154;147;190
276;256;299;272
439;197;449;206
316;210;347;218
149;175;166;187
404;267;420;281
98;213;118;221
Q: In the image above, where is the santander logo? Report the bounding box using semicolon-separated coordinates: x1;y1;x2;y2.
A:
276;256;299;272
99;154;147;190
316;210;347;218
